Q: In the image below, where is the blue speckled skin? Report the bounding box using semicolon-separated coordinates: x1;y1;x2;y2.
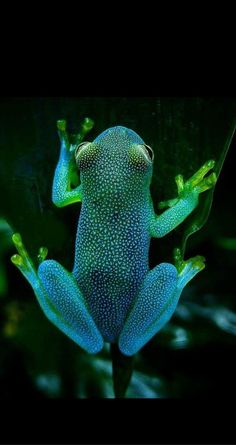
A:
11;125;216;356
73;127;152;343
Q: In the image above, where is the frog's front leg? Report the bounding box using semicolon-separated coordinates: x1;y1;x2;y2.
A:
150;160;217;237
52;118;94;207
119;251;205;356
11;234;103;354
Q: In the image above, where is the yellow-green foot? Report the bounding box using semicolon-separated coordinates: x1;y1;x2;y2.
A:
173;247;205;289
11;233;48;275
183;159;217;194
11;233;34;271
74;117;94;145
57;117;94;152
158;159;217;209
57;119;67;132
57;119;70;149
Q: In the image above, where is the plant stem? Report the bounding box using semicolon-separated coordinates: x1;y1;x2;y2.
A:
110;343;135;398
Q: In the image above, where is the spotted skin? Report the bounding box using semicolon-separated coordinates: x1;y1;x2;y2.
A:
11;122;217;356
73;128;152;342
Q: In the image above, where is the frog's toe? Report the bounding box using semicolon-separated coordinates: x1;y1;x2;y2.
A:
37;246;48;263
57;119;70;148
187;159;216;189
174;248;205;289
82;117;94;132
11;233;38;285
57;119;67;131
12;232;23;249
195;172;217;193
175;174;184;194
11;253;24;267
74;117;95;144
158;197;179;209
11;233;31;271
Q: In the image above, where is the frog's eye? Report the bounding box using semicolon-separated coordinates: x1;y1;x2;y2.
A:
142;144;154;162
74;142;91;161
75;142;99;170
129;144;154;171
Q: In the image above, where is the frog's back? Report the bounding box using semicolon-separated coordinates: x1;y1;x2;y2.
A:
73;126;153;342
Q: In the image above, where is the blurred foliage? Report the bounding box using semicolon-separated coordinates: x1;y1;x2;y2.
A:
216;237;236;250
0;219;13;296
0;97;236;398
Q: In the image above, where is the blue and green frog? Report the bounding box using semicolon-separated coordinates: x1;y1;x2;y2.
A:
11;118;216;356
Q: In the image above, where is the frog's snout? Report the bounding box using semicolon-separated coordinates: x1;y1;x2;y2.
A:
94;126;145;146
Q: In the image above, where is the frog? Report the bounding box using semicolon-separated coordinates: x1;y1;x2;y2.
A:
11;118;217;356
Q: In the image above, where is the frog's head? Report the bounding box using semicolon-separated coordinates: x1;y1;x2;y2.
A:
74;126;154;200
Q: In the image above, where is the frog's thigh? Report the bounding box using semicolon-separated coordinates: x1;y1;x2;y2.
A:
119;263;178;356
38;260;103;354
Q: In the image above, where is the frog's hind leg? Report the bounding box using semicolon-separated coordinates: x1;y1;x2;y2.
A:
119;251;205;356
119;263;178;356
11;233;103;354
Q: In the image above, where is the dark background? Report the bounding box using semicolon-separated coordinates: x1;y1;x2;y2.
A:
0;97;236;401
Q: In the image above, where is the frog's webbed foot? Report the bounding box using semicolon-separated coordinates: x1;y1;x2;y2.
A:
158;159;217;209
174;247;205;290
73;117;94;146
57;117;94;154
11;233;104;354
11;233;48;283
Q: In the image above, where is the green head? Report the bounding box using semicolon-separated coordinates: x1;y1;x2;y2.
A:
75;126;154;201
